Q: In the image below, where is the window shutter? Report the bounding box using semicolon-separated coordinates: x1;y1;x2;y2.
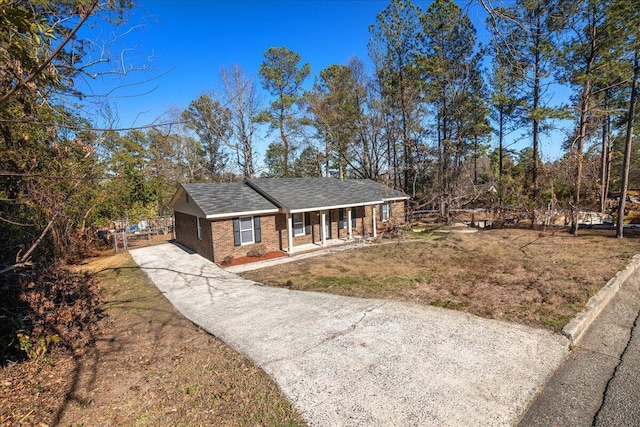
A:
351;207;357;228
379;204;383;219
253;217;261;243
389;203;393;217
304;212;311;235
232;218;240;246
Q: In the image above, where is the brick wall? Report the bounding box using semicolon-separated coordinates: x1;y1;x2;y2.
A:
211;215;282;263
330;209;340;239
363;205;374;236
175;211;214;261
330;208;355;239
361;201;407;236
353;206;365;237
378;200;406;233
274;210;356;250
291;212;319;245
275;213;288;251
176;200;407;264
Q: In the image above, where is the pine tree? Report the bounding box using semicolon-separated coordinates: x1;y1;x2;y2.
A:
257;47;311;177
368;0;423;193
420;0;486;223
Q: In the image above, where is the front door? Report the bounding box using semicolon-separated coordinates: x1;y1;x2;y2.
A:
324;211;331;240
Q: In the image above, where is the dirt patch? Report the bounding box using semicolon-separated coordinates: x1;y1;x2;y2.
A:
222;251;288;267
1;250;305;427
242;228;640;331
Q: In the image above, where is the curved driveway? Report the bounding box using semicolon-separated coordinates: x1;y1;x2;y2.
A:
130;243;568;426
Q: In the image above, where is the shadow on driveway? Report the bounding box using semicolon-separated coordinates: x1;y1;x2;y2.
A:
131;243;568;426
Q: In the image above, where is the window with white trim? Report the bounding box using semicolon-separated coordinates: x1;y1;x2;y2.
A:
293;213;305;236
239;216;254;245
233;217;261;246
381;203;391;222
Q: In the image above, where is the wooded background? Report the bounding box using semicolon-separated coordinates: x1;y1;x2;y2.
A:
2;0;640;271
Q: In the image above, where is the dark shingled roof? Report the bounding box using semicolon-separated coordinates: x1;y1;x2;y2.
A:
181;182;278;217
343;179;409;201
246;178;408;211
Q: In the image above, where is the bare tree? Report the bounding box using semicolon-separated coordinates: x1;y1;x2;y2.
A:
221;65;261;178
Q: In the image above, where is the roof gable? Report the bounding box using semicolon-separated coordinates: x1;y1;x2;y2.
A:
173;182;279;218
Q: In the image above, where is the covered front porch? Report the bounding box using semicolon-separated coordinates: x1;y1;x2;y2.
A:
282;205;378;255
291;237;354;254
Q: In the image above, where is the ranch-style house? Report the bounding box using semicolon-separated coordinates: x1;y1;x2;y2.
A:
170;177;409;264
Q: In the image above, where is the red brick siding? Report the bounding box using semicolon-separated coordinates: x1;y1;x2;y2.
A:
290;212;320;245
211;215;282;264
275;213;288;251
331;209;341;239
377;200;406;233
353;206;366;237
275;210;355;251
391;200;406;224
174;211;214;261
358;201;407;236
175;199;407;264
363;205;374;236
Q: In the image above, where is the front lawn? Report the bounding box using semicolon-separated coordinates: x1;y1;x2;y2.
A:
241;228;639;331
1;251;305;427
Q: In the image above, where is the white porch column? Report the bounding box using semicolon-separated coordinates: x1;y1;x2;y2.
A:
321;211;327;247
347;208;353;240
372;205;377;238
287;214;294;254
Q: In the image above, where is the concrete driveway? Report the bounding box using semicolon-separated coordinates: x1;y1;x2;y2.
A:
130;243;568;426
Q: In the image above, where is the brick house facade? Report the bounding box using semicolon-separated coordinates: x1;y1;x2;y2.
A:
171;178;410;265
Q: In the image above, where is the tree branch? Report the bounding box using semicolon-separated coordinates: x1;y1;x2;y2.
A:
0;0;99;104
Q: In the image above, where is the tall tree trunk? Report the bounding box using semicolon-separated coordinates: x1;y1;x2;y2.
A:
473;135;478;185
392;132;399;189
362;133;371;179
498;108;504;215
532;55;540;227
243;133;254;178
570;15;599;235
437;109;445;220
386;130;393;184
325;138;331;177
617;51;640;238
441;101;451;224
570;79;592;235
599;91;611;213
399;70;412;194
279;103;289;176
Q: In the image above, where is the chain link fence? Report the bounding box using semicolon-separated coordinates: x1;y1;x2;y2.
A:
99;216;174;252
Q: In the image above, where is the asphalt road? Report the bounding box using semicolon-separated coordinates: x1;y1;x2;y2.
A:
519;268;640;427
130;243;568;427
594;306;640;427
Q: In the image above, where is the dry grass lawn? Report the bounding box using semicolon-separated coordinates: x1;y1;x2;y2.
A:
1;251;305;427
242;228;640;331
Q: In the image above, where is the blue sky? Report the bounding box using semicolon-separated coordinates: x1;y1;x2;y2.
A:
82;0;567;161
87;1;405;126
